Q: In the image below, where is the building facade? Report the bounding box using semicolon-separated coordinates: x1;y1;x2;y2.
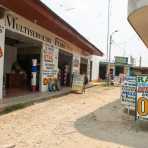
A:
0;0;103;99
99;61;130;81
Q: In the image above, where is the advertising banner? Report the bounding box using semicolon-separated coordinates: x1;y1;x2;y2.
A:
121;76;136;110
41;43;57;92
72;74;84;93
42;44;56;84
136;75;148;120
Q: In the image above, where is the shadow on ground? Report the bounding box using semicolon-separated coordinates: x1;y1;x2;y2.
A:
75;99;148;148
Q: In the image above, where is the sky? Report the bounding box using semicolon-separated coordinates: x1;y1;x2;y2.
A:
41;0;148;66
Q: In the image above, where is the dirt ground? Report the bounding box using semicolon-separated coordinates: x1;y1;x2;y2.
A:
0;86;148;148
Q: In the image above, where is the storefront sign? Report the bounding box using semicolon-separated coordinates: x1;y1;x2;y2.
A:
115;56;128;65
72;74;84;93
136;75;148;120
55;38;66;49
121;76;136;110
5;13;52;43
5;13;70;51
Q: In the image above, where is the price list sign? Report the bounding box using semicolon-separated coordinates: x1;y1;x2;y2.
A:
136;75;148;120
121;76;136;110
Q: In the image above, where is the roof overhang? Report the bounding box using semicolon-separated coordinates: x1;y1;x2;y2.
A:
0;0;103;56
128;0;148;47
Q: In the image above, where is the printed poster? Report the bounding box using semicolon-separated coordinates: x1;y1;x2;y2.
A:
136;75;148;120
121;76;136;110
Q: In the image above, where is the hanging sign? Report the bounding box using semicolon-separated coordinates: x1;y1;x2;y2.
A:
121;76;136;110
136;75;148;120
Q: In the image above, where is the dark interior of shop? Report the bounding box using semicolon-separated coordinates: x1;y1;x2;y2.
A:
58;50;73;87
115;65;124;76
99;63;107;80
4;30;42;98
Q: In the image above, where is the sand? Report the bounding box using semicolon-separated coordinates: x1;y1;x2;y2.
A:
0;86;148;148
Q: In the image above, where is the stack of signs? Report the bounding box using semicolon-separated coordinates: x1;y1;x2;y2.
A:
72;74;85;93
121;76;136;110
136;75;148;120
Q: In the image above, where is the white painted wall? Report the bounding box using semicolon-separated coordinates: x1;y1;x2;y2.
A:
90;55;100;81
0;17;5;99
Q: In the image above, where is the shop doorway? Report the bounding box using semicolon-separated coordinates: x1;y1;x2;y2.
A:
89;61;93;81
58;50;73;87
115;65;124;76
99;63;107;80
3;30;42;98
80;58;88;75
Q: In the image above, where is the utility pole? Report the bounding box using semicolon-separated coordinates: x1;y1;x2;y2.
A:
106;0;111;86
108;35;112;86
139;56;142;67
106;0;111;62
107;30;118;86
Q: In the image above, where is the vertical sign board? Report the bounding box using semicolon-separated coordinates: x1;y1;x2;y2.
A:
136;75;148;120
121;76;136;110
72;74;85;93
41;43;57;92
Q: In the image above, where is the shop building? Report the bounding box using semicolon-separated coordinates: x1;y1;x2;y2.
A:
99;57;130;81
0;0;103;99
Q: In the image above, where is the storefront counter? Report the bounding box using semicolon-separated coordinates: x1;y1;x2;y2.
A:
6;73;27;89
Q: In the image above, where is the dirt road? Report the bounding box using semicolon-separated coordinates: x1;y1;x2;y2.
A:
0;86;148;148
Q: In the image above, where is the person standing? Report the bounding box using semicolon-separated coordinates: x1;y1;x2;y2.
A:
83;74;88;93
